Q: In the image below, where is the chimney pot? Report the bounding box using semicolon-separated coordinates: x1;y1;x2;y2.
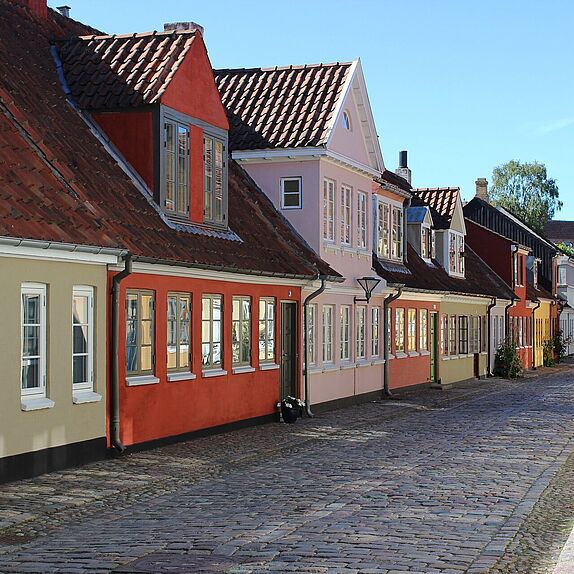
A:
163;21;204;35
57;5;71;17
475;177;489;201
395;150;412;185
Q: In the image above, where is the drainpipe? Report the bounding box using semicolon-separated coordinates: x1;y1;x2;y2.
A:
504;299;515;336
302;276;327;417
486;297;496;376
111;253;132;452
383;284;404;397
531;299;541;370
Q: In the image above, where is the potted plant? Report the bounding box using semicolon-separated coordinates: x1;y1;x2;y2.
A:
281;396;304;424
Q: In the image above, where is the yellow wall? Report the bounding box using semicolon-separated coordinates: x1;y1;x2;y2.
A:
0;257;107;459
439;299;489;385
534;300;552;368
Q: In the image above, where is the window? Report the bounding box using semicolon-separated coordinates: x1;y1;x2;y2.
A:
342;110;351;130
559;265;567;286
204;135;227;225
281;177;302;209
126;291;155;375
481;316;487;352
519;256;524;286
421;227;431;259
323;179;335;241
458;316;469;355
431;230;436;259
232;296;251;367
164;120;189;216
202;295;223;370
513;254;519;286
441;314;448;355
470;316;479;353
21;284;47;397
493;316;499;350
395;308;405;353
378;202;390;258
167;293;191;372
372;307;380;357
407;308;417;352
457;235;465;274
340;185;352;245
356;306;366;359
72;286;94;390
449;315;457;355
391;207;403;259
357;192;367;249
340;305;351;361
259;298;275;364
420;309;428;351
449;232;465;275
322;305;334;363
307;304;317;365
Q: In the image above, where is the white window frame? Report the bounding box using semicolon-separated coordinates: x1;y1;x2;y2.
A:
259;298;276;364
407;308;417;352
377;201;390;258
421;225;431;259
307;304;317;366
449;231;465;276
280;177;302;209
202;294;224;372
322;305;334;363
395;308;405;353
72;286;94;392
558;265;567;286
391;206;404;260
357;191;367;250
323;178;335;242
340;184;352;245
167;292;192;374
163;118;190;217
342;110;352;130
21;283;47;398
420;308;428;351
372;307;380;357
232;296;251;367
356;306;366;359
203;134;227;226
340;305;351;361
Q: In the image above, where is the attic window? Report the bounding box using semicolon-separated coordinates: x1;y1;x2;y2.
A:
203;134;227;225
164;120;190;216
342;110;351;130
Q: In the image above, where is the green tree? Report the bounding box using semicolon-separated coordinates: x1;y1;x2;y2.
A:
557;242;574;257
490;160;561;233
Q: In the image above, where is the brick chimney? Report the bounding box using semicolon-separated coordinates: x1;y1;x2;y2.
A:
475;177;489;201
395;150;411;185
19;0;48;19
164;22;204;36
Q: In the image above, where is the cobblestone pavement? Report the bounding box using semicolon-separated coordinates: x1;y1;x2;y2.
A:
1;365;574;574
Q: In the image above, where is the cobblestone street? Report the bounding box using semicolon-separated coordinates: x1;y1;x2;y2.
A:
1;365;574;574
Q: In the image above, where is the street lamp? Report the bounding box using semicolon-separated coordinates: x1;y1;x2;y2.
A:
354;276;381;304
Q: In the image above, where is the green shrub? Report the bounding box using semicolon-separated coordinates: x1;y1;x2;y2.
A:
543;338;556;367
493;338;523;378
553;330;570;363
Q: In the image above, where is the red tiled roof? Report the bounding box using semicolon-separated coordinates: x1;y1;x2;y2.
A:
380;170;412;192
544;220;574;243
214;63;352;151
58;31;196;111
0;1;338;280
373;245;515;301
411;187;460;229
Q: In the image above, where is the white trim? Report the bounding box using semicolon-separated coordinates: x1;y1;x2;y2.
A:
72;286;94;394
232;365;256;375
408;351;420;357
0;243;120;265
126;374;160;386
324;60;358;144
259;363;280;371
395;352;408;359
167;371;197;382
72;390;102;404
21;397;55;411
202;368;227;378
356;360;370;368
371;358;385;365
280;176;302;209
21;283;47;399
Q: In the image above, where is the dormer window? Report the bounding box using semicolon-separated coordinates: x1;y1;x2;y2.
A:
391;207;403;259
449;231;464;276
421;226;431;259
377;200;403;261
203;134;227;225
342;110;351;130
164;119;190;216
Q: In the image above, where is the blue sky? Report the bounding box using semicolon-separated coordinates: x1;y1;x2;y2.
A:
53;0;573;218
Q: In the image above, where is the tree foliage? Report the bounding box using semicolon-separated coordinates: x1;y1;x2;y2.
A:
557;242;574;257
490;160;561;233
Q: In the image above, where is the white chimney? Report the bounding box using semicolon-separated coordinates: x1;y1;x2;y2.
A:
56;5;71;17
164;22;204;35
395;150;411;184
475;177;489;201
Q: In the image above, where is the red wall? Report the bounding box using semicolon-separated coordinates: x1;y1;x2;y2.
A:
93;111;154;189
162;37;229;131
466;220;512;284
108;271;301;446
388;299;440;389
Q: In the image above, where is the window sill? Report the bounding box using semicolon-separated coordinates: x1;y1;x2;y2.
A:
408;351;420;357
202;368;227;378
388;354;395;360
232;365;256;375
371;358;385;365
21;397;55;411
340;361;354;370
167;371;197;382
322;364;338;373
356;360;370;368
72;390;102;404
126;375;160;386
441;355;451;360
308;366;322;375
420;350;430;356
395;352;408;359
259;363;280;371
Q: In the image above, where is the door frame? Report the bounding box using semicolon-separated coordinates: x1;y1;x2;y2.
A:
280;300;298;399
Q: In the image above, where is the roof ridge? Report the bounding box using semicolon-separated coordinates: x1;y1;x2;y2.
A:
77;29;196;41
215;62;353;74
413;187;460;192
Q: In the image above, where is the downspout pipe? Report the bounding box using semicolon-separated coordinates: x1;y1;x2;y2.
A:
486;298;497;376
111;253;132;452
531;299;541;370
504;298;515;338
303;276;328;417
383;284;404;397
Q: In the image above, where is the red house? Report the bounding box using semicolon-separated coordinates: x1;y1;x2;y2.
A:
52;22;340;448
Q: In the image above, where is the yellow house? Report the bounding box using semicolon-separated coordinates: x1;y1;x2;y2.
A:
532;294;554;368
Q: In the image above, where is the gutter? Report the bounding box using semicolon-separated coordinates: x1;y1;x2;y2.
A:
302;276;328;417
0;236;125;257
383;284;404;397
111;253;132;452
486;298;497;376
531;299;541;370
